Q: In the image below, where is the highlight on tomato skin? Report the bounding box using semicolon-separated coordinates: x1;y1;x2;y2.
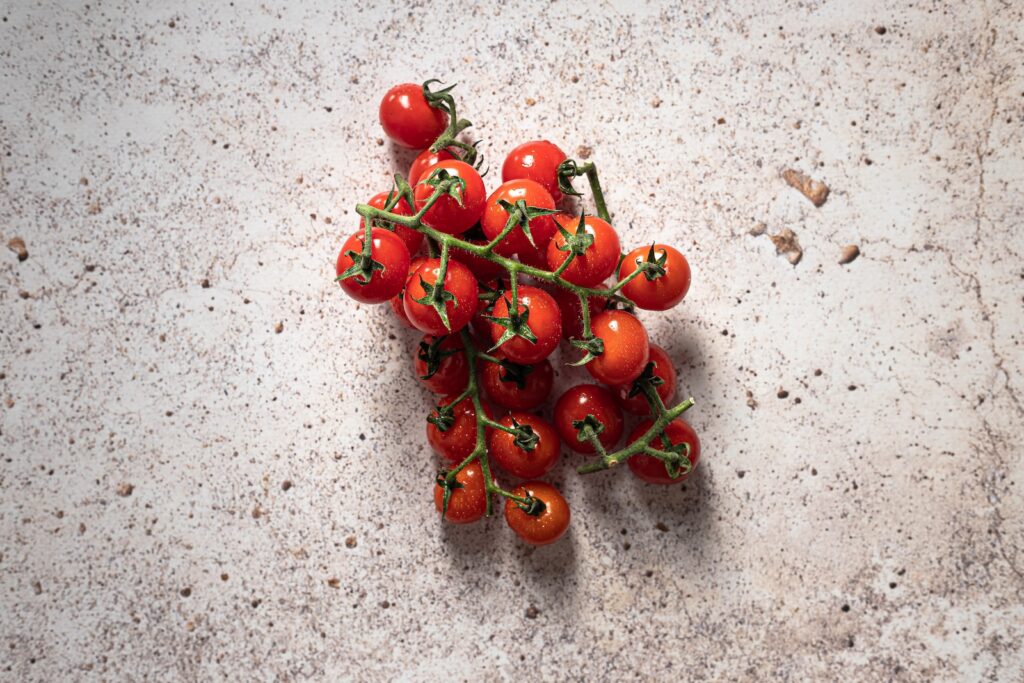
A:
585;310;650;386
403;258;480;336
434;462;488;524
413;160;486;235
626;418;701;485
426;395;493;464
335;227;411;304
488;412;561;480
487;286;562;365
379;83;449;149
479;355;553;411
617;244;692;311
501;140;568;201
546;214;621;287
503;480;570;546
409;148;456;186
553;384;624;454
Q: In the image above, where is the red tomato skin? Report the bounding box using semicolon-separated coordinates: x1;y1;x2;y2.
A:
504;481;570;545
618;244;692;311
364;192;423;256
614;344;677;415
626;418;701;484
516;243;550;270
388;256;426;327
336;228;411;304
549;286;608;341
426;396;490;464
488;413;560;479
413;335;469;395
553;384;624;454
403;258;479;336
434;461;487;523
480;179;557;256
501;140;568;202
379;83;448;149
586;310;650;386
452;236;506;282
479;356;553;411
414;160;485;235
546;214;621;287
487;286;562;364
409;148;456;186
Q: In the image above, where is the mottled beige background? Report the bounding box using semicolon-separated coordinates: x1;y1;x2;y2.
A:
2;0;1022;680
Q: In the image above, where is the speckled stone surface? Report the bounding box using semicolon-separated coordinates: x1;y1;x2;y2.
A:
2;1;1023;680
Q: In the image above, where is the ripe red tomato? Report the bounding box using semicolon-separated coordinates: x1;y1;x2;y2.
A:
404;258;479;335
502;140;568;201
549;286;608;341
379;83;448;149
504;481;570;545
413;160;485;235
388;256;426;327
546;214;621;287
434;461;487;523
487;285;562;364
364;192;423;256
479;355;553;410
488;412;560;479
553;384;624;453
409;148;456;186
586;310;649;386
614;344;677;414
480;179;557;256
413;334;469;394
515;243;550;270
336;228;411;304
451;233;506;282
618;244;691;310
626;418;701;484
426;395;489;463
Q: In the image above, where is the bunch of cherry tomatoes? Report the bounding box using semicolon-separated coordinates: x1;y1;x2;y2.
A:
336;82;700;546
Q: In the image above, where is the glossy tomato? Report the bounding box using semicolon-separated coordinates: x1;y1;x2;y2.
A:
487;285;562;364
426;395;490;463
614;344;677;415
553;384;624;453
364;191;423;256
618;244;691;310
336;227;410;304
413;334;469;394
413;160;485;235
434;461;487;523
388;256;426;327
488;412;560;479
451;231;507;282
549;286;608;341
404;258;479;335
409;148;456;186
502;140;568;201
626;418;701;484
546;214;621;287
504;481;570;545
480;179;557;256
479;355;553;410
379;83;448;149
586;310;649;386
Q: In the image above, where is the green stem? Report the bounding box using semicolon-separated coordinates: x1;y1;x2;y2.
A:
577;397;695;474
582;163;610;223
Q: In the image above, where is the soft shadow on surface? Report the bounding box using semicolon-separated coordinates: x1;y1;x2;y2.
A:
386;142;420;177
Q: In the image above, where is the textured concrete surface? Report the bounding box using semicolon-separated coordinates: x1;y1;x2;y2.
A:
2;0;1023;680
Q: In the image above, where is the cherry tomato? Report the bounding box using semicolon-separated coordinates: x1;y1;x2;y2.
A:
451;233;506;282
379;83;448;149
434;461;487;523
586;310;649;386
549;286;608;341
626;418;701;484
502;140;568;202
614;344;677;415
409;148;456;186
388;256;426;327
488;285;562;364
363;192;423;256
546;214;621;287
618;244;691;310
414;160;485;235
553;384;624;453
504;481;570;545
413;334;469;394
404;258;479;335
515;242;549;270
480;179;557;256
336;227;410;304
479;355;553;410
488;412;560;479
426;395;490;463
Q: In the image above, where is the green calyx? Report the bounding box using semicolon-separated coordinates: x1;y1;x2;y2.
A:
422;80;479;165
515;495;546;517
556;211;594;256
638;244;668;281
476;279;507;315
412;275;456;331
572;414;605;444
417;335;459;380
626;361;665;398
497;199;559;249
435;469;463;518
568;335;604;367
485;298;537;350
427;403;455;433
336;249;384;285
497;358;532;390
423;167;467;207
556;159;583;197
509;417;539;452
